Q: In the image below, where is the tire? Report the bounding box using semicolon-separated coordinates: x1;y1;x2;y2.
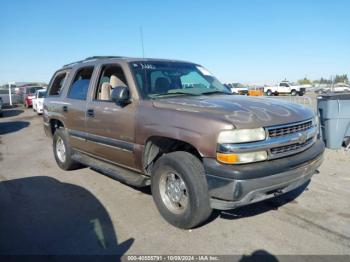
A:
266;90;273;96
344;137;350;148
291;89;297;96
53;128;80;170
151;151;212;229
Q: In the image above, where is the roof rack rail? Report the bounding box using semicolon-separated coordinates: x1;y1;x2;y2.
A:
63;56;125;67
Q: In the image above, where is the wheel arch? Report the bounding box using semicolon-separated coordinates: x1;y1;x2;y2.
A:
49;118;65;136
142;136;203;175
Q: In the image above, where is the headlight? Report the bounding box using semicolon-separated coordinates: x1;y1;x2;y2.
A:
217;151;267;164
218;128;266;144
313;115;320;135
312;115;319;127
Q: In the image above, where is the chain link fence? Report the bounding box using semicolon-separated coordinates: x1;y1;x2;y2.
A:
0;88;21;106
258;95;317;112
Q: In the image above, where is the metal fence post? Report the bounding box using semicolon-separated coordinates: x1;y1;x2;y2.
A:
8;82;12;106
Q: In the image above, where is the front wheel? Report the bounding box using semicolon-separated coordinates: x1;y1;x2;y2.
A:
151;151;212;229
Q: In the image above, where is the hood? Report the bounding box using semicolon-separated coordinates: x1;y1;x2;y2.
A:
152;95;314;129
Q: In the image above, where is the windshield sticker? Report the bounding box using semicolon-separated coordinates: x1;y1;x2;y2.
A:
196;66;213;76
132;63;156;69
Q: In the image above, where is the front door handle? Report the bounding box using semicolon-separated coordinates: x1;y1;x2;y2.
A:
87;109;94;117
62;105;68;112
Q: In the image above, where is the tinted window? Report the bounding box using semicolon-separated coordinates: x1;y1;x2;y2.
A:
48;72;67;96
68;67;94;100
38;91;46;98
28;87;42;94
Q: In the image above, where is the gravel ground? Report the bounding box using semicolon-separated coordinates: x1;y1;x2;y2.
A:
0;107;349;257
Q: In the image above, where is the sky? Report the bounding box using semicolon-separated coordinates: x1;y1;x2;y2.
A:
0;0;349;85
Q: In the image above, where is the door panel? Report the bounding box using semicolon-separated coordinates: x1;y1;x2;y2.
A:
63;66;95;152
85;101;138;170
63;99;90;152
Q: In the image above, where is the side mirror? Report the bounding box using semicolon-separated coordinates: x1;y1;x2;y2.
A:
111;86;131;106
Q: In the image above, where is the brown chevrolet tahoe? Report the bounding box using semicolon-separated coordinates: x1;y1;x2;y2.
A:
43;56;324;229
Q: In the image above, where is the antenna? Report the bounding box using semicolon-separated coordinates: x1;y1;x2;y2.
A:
140;27;145;58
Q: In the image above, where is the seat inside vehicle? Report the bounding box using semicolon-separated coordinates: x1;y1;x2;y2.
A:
95;66;128;101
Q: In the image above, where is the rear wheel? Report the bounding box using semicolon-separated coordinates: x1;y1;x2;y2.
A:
53;128;80;170
291;89;297;96
151;151;212;229
266;90;273;96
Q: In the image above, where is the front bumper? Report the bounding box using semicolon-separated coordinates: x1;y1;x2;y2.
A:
204;140;325;210
37;105;43;114
26;98;33;106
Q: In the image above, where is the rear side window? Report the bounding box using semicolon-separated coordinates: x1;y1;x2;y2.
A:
48;72;68;96
67;67;94;100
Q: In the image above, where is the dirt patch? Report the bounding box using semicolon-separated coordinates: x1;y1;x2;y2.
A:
338;213;350;219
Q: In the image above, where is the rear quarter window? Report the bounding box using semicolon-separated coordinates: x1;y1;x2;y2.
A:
48;71;69;96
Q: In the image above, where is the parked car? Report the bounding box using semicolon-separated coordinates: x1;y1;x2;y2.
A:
264;81;306;96
0;97;3;117
18;86;44;108
226;83;249;95
331;83;350;92
314;83;350;94
32;89;47;114
44;56;324;229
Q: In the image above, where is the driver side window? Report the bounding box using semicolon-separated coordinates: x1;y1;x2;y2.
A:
94;65;128;101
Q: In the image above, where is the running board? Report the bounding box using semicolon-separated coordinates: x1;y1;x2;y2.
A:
72;151;150;187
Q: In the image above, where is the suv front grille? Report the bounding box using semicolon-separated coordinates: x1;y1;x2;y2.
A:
270;138;314;155
268;121;312;138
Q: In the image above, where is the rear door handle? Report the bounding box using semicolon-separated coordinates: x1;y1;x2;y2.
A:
62;105;68;112
87;109;94;117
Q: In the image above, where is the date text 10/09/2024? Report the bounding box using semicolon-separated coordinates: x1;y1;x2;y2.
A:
127;256;220;261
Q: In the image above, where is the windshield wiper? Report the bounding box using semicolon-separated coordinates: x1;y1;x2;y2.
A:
148;92;199;99
200;89;231;95
149;89;230;99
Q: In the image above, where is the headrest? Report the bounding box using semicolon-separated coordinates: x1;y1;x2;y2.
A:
110;74;126;88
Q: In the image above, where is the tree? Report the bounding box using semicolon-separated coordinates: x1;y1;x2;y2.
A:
298;77;311;85
334;74;348;84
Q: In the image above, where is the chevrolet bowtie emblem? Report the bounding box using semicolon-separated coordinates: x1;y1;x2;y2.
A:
298;132;307;144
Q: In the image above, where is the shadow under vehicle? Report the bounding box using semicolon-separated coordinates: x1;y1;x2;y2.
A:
0;176;134;255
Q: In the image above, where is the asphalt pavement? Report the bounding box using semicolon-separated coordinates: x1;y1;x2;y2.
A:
0;107;349;256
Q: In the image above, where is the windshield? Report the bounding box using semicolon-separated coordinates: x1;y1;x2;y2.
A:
130;62;230;99
28;87;42;94
38;91;47;98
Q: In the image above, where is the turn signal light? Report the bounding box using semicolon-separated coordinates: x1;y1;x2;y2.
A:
216;151;267;164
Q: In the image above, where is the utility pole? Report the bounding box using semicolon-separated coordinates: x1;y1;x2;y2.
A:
8;82;12;106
